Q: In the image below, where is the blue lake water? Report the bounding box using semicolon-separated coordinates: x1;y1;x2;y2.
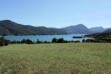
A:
4;34;85;42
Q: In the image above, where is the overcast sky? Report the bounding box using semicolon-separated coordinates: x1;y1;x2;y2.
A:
0;0;111;28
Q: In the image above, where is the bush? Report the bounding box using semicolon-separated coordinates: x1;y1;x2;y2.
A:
43;41;50;43
21;39;34;44
11;40;18;44
0;37;9;46
0;43;3;46
52;38;57;43
57;38;65;43
52;38;66;43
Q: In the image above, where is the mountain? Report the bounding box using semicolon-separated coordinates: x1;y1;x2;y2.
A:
104;28;111;33
62;24;91;34
0;20;109;35
0;20;67;35
89;27;105;33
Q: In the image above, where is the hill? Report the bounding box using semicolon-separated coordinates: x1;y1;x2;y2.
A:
0;20;109;35
62;24;91;34
104;28;111;33
85;30;111;42
89;27;105;33
0;20;67;35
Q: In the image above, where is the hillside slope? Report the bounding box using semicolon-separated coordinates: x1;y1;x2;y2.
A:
0;20;67;35
62;24;91;34
89;27;105;33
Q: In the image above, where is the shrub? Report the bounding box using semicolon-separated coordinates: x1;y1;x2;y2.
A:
52;38;66;43
0;37;9;46
52;38;57;43
21;39;34;44
57;38;65;43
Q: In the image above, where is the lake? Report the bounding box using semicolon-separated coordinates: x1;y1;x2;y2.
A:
4;34;85;42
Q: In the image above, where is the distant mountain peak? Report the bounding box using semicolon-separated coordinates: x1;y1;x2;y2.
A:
77;24;85;26
90;26;104;29
104;28;111;33
0;20;17;25
1;20;12;22
63;24;90;34
66;24;86;28
89;27;105;33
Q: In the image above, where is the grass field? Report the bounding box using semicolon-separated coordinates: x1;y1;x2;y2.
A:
0;43;111;74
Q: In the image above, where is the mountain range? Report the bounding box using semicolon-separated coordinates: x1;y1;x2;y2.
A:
0;20;109;35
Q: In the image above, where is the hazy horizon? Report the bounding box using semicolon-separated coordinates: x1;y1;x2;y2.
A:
0;0;111;28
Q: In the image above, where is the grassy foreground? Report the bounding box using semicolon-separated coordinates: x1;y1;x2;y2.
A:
0;43;111;74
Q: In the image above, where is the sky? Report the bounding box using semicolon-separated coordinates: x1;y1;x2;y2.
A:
0;0;111;28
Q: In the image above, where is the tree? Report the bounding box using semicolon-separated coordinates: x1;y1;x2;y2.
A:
52;38;57;43
21;39;33;44
57;38;65;43
0;37;9;46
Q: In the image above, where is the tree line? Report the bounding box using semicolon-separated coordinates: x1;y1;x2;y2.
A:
0;37;81;46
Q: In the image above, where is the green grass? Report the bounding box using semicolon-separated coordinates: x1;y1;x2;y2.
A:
0;43;111;74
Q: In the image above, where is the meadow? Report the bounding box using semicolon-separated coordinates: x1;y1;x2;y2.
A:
0;43;111;74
